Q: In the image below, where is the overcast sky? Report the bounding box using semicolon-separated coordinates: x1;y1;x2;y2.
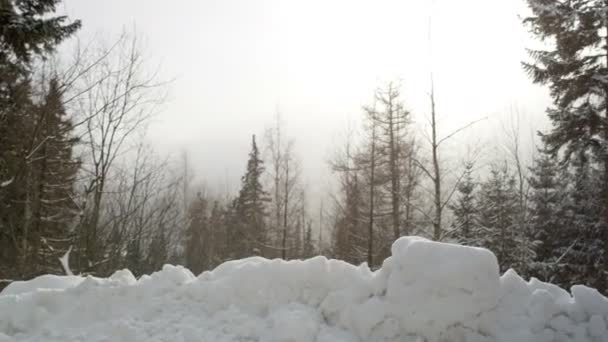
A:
61;0;551;197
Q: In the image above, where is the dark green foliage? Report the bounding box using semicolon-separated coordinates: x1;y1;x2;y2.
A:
448;163;480;245
0;0;80;281
0;77;79;280
333;172;366;264
28;78;80;274
0;0;81;67
146;228;168;274
302;222;315;259
233;135;269;258
185;193;207;274
528;149;563;263
477;163;534;273
524;0;608;290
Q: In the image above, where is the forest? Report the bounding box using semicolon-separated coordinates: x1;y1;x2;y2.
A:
1;0;607;295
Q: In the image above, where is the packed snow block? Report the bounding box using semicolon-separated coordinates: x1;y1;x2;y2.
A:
382;237;500;340
3;236;608;342
571;285;608;318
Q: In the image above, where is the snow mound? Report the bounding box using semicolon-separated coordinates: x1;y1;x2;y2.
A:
1;237;607;342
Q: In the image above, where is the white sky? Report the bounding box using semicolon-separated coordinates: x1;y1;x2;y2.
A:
61;0;551;197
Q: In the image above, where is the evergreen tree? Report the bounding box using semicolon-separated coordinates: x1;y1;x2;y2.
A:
478;163;534;273
30;78;79;275
185;193;207;274
523;0;608;289
528;149;563;263
207;200;223;268
234;135;269;258
333;172;366;264
448;163;480;245
146;227;168;274
302;222;315;259
0;0;81;69
559;152;604;288
0;0;80;282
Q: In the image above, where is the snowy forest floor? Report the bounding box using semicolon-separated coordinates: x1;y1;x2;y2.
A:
0;237;607;342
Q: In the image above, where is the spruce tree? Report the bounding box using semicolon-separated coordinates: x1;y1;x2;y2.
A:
333;172;366;264
0;0;80;282
527;148;563;274
302;222;315;258
448;163;480;245
523;0;608;289
478;163;534;273
29;78;80;275
234;135;269;258
146;228;168;274
207;200;223;268
561;152;604;288
185;193;207;274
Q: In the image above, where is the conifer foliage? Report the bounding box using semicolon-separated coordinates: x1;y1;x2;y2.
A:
234;135;269;258
524;0;608;290
0;0;80;281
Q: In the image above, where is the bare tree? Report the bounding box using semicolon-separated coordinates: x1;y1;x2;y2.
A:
65;32;166;272
415;76;486;241
263;113;302;259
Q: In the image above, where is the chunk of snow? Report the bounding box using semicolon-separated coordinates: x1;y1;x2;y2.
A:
0;178;13;188
1;236;607;342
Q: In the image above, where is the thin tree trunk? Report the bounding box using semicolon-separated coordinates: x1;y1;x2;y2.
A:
282;158;289;260
388;93;400;241
32;140;48;274
603;19;608;291
368;120;376;267
430;78;442;241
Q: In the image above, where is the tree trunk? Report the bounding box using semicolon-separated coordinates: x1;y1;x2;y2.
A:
603;20;608;291
388;95;401;241
282;158;289;260
431;80;442;241
368;120;376;267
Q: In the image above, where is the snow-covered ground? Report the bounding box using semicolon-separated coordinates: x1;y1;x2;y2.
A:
1;237;607;342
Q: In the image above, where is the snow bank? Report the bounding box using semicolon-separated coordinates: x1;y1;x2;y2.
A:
1;237;607;342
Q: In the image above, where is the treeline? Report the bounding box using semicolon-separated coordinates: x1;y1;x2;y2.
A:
1;0;607;295
182;130;316;275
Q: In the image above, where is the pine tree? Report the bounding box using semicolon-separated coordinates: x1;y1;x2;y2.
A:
0;0;81;68
448;163;480;245
302;221;315;259
560;152;604;288
185;193;207;274
523;0;608;290
478;163;534;273
333;172;366;264
528;149;563;262
30;78;79;275
0;0;80;282
234;135;269;258
146;227;168;274
207;200;223;268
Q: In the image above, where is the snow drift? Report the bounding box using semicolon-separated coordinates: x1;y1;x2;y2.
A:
1;237;607;342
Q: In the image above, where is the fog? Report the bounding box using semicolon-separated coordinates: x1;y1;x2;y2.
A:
61;0;551;195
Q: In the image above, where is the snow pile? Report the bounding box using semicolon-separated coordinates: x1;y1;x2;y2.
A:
1;237;607;342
